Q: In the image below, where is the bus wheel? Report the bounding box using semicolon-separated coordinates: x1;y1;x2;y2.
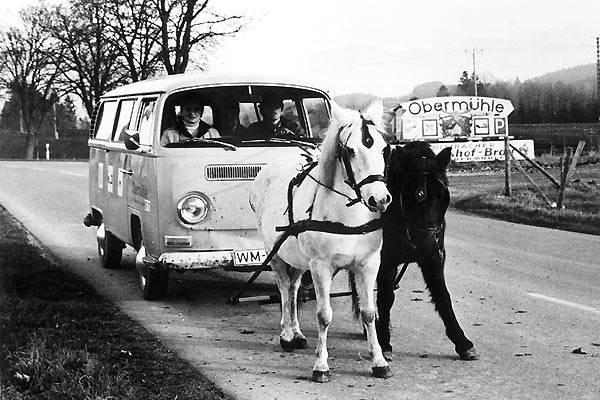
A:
97;223;124;269
135;242;168;300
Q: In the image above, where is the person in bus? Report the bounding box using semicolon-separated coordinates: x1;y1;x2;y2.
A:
161;94;220;145
219;99;248;137
247;91;305;138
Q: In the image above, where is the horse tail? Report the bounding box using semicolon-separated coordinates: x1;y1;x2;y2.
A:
348;272;361;322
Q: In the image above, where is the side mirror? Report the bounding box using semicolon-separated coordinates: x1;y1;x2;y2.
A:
125;130;140;150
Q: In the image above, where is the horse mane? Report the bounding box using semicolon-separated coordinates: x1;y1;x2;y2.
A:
317;108;359;188
317;100;385;188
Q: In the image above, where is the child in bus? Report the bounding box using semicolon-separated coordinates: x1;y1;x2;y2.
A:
161;93;220;145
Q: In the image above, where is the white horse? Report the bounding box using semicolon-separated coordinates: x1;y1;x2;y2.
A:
250;100;392;382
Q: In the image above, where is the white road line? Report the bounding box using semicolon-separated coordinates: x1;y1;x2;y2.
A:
61;171;86;177
527;292;600;315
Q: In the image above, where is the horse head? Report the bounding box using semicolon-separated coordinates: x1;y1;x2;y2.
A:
325;99;391;212
387;142;451;249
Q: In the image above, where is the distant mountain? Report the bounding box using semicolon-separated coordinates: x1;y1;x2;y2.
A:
530;63;596;85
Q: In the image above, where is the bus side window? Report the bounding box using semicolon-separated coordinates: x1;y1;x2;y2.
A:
114;99;137;142
137;99;156;146
94;101;119;140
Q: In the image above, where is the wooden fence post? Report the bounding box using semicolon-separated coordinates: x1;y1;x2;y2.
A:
504;136;511;196
557;148;573;209
565;141;585;184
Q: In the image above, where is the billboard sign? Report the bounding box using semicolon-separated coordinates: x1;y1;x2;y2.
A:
429;139;534;163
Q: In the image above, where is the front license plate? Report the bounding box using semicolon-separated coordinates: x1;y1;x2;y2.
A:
233;249;267;266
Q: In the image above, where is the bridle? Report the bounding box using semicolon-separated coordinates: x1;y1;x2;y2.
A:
336;116;390;207
394;156;450;257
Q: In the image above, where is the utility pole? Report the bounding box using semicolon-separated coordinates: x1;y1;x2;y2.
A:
596;37;599;122
466;49;483;96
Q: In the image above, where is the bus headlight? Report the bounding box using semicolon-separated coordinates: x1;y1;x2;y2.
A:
177;194;209;224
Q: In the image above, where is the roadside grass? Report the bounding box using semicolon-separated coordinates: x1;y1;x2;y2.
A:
449;162;600;236
0;207;234;400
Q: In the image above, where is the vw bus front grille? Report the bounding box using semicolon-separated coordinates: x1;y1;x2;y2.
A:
205;164;265;181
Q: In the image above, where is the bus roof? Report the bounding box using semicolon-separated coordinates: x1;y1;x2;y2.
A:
101;72;330;99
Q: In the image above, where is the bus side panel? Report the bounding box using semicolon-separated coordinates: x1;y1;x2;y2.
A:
132;153;160;259
88;146;107;222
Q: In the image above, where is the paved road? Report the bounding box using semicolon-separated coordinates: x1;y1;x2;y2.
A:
0;160;599;400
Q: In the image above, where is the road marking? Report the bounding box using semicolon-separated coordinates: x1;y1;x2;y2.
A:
61;171;86;177
527;292;600;315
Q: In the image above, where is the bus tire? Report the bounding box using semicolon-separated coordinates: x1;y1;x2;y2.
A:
136;242;168;300
97;223;123;269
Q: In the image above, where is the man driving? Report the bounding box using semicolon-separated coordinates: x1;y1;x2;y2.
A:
247;91;305;138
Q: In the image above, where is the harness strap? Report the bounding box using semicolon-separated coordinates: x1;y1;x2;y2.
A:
258;159;383;272
286;161;318;224
276;218;382;236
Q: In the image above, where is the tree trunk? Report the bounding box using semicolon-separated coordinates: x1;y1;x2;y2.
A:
24;132;36;160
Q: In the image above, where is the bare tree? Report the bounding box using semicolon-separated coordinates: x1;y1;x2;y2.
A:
46;0;128;117
105;0;162;81
0;6;61;159
155;0;244;74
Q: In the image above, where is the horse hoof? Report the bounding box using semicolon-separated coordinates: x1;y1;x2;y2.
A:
458;347;478;361
312;370;330;383
292;336;308;349
280;338;296;352
372;365;392;379
383;350;393;362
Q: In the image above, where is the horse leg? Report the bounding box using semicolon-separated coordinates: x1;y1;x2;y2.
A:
376;249;399;361
356;260;392;379
289;266;308;349
271;257;304;351
309;260;333;383
419;256;478;360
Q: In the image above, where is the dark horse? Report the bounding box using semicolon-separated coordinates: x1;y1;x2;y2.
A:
375;141;478;362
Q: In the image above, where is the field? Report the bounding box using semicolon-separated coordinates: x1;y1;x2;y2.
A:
510;123;600;155
448;162;600;236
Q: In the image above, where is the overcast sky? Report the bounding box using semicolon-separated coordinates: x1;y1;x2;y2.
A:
3;0;599;98
209;0;600;97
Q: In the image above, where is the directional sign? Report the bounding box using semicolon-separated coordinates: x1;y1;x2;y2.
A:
391;96;514;141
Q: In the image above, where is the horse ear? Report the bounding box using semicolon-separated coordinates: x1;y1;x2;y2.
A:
436;147;452;169
394;146;408;168
363;98;385;130
330;100;354;125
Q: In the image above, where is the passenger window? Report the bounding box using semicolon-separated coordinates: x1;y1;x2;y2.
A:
304;98;330;138
94;101;118;140
114;99;137;142
239;103;258;126
137;98;156;146
282;100;299;126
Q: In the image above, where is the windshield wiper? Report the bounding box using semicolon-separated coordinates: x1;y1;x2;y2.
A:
242;137;319;149
168;137;237;151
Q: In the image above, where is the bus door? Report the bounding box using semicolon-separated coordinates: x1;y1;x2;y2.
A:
105;98;137;242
